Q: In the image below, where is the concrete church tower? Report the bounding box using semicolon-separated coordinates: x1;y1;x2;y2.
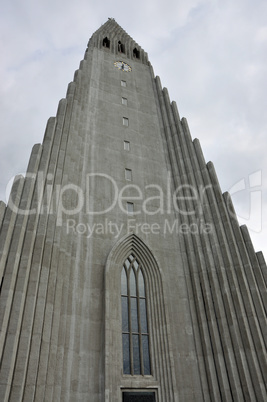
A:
0;18;266;402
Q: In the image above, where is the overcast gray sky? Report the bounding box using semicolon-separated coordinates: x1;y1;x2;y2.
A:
0;0;266;257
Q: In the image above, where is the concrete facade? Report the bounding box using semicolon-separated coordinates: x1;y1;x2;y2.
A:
0;19;266;401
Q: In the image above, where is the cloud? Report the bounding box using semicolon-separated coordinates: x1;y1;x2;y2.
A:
0;0;266;256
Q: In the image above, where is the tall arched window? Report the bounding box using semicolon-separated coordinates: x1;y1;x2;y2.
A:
118;40;125;53
102;37;110;48
121;254;151;375
133;48;140;59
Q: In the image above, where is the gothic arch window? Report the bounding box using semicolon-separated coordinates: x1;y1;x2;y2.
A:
105;233;175;398
102;37;110;48
118;41;125;53
121;254;151;375
133;48;140;59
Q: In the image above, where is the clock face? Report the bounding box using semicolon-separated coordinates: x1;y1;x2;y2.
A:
114;61;132;72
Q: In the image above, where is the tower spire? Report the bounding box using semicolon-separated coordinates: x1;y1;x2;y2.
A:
87;18;149;64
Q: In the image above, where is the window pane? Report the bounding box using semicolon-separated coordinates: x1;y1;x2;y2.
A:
129;269;137;297
121;80;126;87
142;335;151;375
122;97;127;105
125;169;132;181
122;334;131;374
123;117;129;126
127;202;134;215
131;297;138;332
121;296;129;332
132;334;141;374
121;267;127;295
140;298;148;333
124;141;130;151
121;256;151;377
138;269;145;297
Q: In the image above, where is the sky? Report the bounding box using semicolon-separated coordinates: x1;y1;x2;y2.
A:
0;0;266;258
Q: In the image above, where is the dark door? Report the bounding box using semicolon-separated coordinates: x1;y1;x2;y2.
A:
123;391;156;402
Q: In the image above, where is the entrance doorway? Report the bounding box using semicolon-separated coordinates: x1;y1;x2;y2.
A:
122;391;156;402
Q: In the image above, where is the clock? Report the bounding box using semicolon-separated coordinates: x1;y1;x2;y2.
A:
114;61;132;72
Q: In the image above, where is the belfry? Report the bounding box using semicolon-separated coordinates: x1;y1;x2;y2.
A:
0;19;266;401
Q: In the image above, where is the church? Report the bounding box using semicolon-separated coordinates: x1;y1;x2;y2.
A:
0;18;266;401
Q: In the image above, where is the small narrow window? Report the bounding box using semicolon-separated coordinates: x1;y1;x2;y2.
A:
102;37;110;48
118;41;125;53
123;117;129;127
126;202;134;215
122;97;127;106
133;48;140;59
124;141;130;151
121;80;126;87
125;169;132;181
